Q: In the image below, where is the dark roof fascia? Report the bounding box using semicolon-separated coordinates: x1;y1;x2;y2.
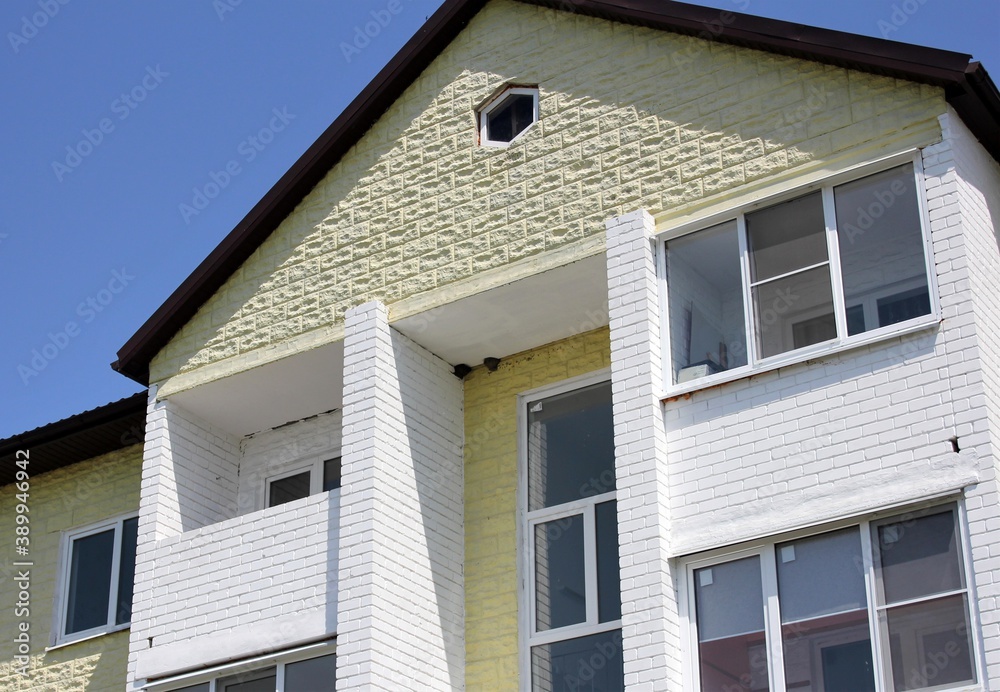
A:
113;0;1000;385
0;392;147;486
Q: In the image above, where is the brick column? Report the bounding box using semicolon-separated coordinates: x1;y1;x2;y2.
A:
606;210;681;690
336;301;465;690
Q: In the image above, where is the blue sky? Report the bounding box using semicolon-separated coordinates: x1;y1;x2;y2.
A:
2;0;997;439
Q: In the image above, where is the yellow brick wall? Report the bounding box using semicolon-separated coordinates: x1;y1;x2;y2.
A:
0;446;142;691
151;0;945;387
463;327;611;690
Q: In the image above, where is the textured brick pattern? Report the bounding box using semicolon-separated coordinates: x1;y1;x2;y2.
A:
336;302;465;690
605;211;681;690
463;328;610;691
0;445;140;692
150;0;944;387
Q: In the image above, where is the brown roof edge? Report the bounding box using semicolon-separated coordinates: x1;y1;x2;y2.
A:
0;392;147;485
113;0;1000;385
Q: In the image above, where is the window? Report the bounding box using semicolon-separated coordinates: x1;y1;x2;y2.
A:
521;376;624;691
266;457;341;508
151;645;336;692
683;503;978;691
480;86;539;146
58;513;138;643
664;160;935;388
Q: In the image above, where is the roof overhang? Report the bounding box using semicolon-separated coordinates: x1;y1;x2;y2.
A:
113;0;1000;386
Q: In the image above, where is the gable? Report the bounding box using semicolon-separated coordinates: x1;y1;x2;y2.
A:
149;0;946;391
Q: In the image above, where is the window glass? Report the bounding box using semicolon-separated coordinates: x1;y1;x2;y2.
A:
874;507;965;604
486;92;535;143
285;653;337;691
535;514;586;632
595;501;621;623
694;556;768;692
531;630;624;692
172;685;210;692
116;516;139;625
219;667;277;692
322;457;342;492
776;529;875;691
883;594;975;691
66;529;115;634
527;381;615;511
836;165;930;335
666;221;747;383
755;265;836;358
746;192;828;282
268;471;310;508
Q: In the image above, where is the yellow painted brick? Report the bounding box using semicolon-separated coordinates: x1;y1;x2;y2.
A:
464;328;610;690
0;446;140;691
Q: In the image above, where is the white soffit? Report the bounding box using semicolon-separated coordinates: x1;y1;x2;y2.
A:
394;255;609;365
168;340;345;437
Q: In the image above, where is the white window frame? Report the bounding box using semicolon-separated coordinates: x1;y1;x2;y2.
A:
263;454;341;509
479;86;540;147
144;640;336;691
678;499;984;692
53;511;138;646
658;150;940;398
517;368;623;689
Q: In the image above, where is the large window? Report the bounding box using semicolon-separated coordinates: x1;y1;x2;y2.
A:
664;160;934;388
58;513;138;643
266;457;341;508
150;645;336;692
522;377;624;691
683;503;978;692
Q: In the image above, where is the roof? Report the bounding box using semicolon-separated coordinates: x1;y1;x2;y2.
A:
113;0;1000;385
0;393;146;486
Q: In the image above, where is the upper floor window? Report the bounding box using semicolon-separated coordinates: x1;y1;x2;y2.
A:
57;513;138;644
266;457;341;508
521;376;624;691
683;502;978;691
480;86;538;146
663;160;935;390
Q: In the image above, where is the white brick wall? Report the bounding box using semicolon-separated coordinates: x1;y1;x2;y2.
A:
932;108;1000;683
128;391;241;690
237;409;343;514
336;301;465;691
605;210;682;691
134;491;339;679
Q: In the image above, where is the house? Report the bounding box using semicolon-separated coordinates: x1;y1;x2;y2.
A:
0;393;145;690
6;0;1000;689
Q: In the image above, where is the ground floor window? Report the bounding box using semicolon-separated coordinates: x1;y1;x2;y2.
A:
683;502;978;692
148;643;335;692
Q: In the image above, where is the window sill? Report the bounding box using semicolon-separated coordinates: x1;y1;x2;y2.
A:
47;623;129;651
661;316;940;401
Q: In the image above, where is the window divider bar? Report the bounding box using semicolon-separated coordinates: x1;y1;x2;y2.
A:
823;187;849;339
859;518;887;690
583;504;599;626
760;544;787;692
747;260;831;289
736;214;757;366
107;518;123;629
873;587;970;611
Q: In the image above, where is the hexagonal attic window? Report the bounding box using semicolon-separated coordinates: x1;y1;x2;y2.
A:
479;86;539;146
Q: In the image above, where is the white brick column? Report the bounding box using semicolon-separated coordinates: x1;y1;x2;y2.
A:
606;210;681;690
336;301;465;691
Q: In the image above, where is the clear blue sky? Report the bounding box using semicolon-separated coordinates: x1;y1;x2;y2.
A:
2;0;997;439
